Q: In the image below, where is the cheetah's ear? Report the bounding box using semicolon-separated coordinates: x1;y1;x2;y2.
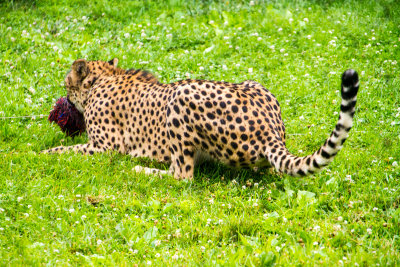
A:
72;59;88;79
108;58;118;68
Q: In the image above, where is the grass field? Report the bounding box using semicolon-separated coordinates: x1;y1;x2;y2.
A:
1;0;400;265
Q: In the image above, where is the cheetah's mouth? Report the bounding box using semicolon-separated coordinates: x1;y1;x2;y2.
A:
66;96;74;106
66;95;84;115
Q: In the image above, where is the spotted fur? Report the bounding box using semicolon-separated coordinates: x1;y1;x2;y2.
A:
43;58;359;180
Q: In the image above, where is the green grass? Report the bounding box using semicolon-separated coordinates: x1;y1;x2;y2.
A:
1;0;400;265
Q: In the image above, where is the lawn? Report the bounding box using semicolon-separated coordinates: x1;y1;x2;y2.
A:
0;0;399;265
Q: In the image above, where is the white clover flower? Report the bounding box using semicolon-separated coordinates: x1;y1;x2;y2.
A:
17;197;23;202
333;224;341;231
175;229;182;238
201;246;206;252
81;215;87;219
11;37;15;42
155;253;160;258
97;239;103;245
199;66;204;71
209;20;214;24
242;185;246;189
69;208;75;213
393;161;398;167
172;253;179;260
337;216;343;221
313;241;318;245
373;207;378;211
209;198;214;204
248;68;253;73
249;1;255;6
155;240;161;246
303;18;309;22
366;228;372;235
313;225;321;231
27;87;36;95
345;175;354;183
280;48;285;53
275;246;281;252
278;28;282;32
133;249;138;254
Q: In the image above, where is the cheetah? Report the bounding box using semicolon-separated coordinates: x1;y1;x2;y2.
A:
44;58;359;180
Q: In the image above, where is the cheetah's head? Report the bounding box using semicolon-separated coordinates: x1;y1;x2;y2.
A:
65;58;120;113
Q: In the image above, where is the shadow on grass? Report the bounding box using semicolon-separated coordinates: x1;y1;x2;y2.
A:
194;160;281;185
130;155;282;186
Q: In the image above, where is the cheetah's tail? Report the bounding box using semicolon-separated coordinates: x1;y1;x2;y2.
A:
269;69;359;177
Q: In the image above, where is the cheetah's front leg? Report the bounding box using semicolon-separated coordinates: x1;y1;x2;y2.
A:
169;146;195;180
42;142;105;155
